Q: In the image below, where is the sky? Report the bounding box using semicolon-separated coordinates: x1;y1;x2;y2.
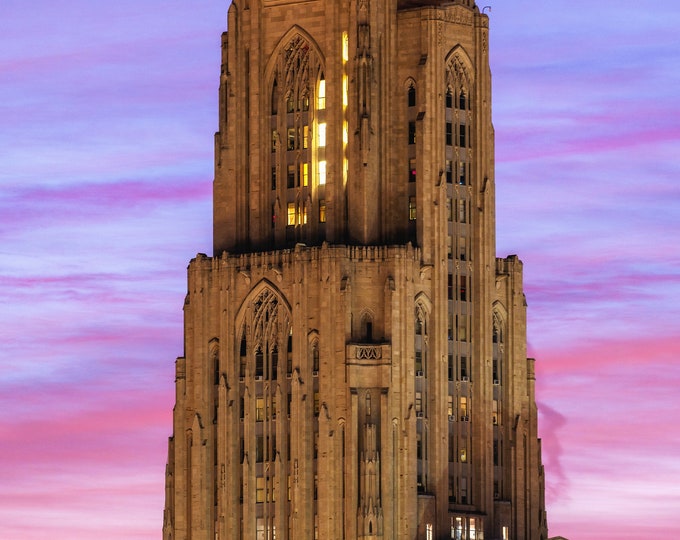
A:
1;1;679;539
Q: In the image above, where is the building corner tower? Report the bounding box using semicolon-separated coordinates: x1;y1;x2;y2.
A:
163;1;549;539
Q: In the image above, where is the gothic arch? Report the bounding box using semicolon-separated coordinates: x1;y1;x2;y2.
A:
444;45;475;89
264;25;326;100
235;280;292;354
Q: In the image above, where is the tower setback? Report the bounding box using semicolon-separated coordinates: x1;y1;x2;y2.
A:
163;1;549;539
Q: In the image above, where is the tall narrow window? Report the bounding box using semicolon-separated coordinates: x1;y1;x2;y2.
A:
446;122;453;146
459;124;467;148
317;123;326;147
409;158;416;183
317;78;326;109
408;121;416;145
287;165;295;188
319;200;326;223
458;162;466;185
318;160;326;185
287;203;296;226
459;90;467;110
409;196;416;220
300;162;309;187
408;86;416;107
287;128;296;150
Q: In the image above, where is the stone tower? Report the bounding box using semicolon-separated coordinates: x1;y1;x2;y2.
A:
163;1;549;539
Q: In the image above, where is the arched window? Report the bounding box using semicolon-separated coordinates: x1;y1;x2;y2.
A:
361;313;374;342
269;32;325;246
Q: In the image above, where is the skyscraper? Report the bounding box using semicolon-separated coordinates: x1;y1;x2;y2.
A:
163;1;548;539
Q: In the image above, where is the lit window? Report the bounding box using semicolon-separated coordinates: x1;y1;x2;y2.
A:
469;517;476;539
256;477;265;503
447;395;454;417
502;526;509;540
426;523;433;540
300;163;308;186
256;397;265;421
318;160;326;185
460;396;468;418
303;125;309;149
319;200;326;223
318;123;326;147
317;78;326;109
302;203;308;224
287;203;296;226
342;75;348;109
460;447;467;463
408;196;416;220
301;94;309;111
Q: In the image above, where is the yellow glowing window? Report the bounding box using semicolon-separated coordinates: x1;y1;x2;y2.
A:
300;163;308;186
447;395;454;417
256;398;265;421
318;123;326;147
318;160;326;185
319;200;326;223
342;32;349;63
287;202;296;226
303;125;309;149
317;79;326;109
343;75;348;108
409;196;416;220
460;396;468;417
302;203;308;224
256;477;265;503
460;447;467;463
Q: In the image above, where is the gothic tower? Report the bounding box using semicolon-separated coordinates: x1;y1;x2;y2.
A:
163;1;549;539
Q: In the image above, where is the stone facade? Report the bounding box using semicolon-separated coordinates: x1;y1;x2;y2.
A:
163;1;549;539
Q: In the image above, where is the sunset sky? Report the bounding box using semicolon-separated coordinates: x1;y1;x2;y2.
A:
2;1;679;539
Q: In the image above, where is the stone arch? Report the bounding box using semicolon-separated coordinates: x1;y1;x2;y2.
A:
235;281;292;383
444;45;475;89
265;25;326;108
359;309;375;341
